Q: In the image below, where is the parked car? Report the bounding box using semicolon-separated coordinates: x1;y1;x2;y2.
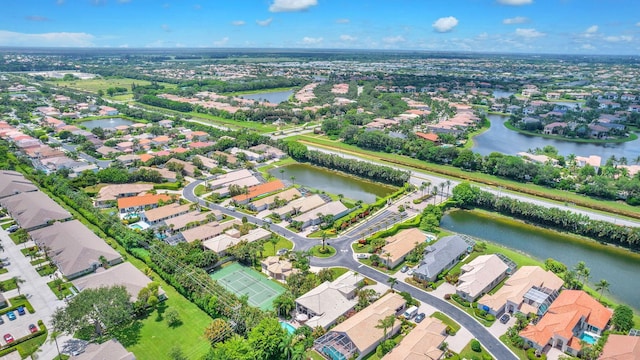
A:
3;334;13;344
28;324;38;333
407;268;414;276
0;316;4;325
356;253;369;259
500;314;510;324
6;225;18;233
414;313;426;323
6;312;15;321
16;306;25;316
276;248;289;256
401;265;409;273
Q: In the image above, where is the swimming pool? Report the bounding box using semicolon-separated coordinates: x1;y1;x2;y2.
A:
280;321;295;335
580;332;598;345
129;223;143;230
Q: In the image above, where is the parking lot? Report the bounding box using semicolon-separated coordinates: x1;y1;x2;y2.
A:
0;309;40;345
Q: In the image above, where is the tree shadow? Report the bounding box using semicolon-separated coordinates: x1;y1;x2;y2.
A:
111;320;143;348
154;301;168;322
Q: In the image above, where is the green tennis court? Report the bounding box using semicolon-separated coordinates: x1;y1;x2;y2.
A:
209;262;285;310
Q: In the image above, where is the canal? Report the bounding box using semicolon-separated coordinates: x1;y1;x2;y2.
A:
472;114;640;160
268;163;395;203
440;210;640;311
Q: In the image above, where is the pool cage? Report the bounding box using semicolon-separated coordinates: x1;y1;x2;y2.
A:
314;331;357;360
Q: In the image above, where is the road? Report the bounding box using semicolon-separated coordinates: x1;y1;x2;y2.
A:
182;180;518;360
305;145;640;228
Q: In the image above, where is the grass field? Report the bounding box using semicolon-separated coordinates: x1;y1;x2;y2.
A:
430;311;461;333
459;339;494;360
261;236;294;257
292;134;640;220
51;77;176;95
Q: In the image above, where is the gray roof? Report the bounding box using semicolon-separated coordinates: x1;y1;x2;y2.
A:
0;191;71;230
30;220;121;277
73;339;135;360
0;171;37;199
73;262;164;302
414;235;472;279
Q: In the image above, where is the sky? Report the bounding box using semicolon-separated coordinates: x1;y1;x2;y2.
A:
1;0;640;55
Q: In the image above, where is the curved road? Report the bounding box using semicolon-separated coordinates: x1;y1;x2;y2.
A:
183;180;518;360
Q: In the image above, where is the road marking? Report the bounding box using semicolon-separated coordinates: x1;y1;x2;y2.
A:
358;264;363;268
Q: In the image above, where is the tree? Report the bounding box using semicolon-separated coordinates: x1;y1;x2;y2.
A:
248;317;287;360
13;276;24;295
270;236;279;254
165;308;181;327
169;346;188;360
387;277;398;292
290;176;296;186
594;279;610;300
273;292;295;318
47;330;62;359
375;314;396;340
212;335;255;360
204;318;233;345
611;305;635;333
52;285;132;337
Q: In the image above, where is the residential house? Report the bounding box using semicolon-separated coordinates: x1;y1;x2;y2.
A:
151;135;170;146
229;147;263;162
99;106;119;116
249;144;287;159
379;228;426;269
192;155;218;170
295;271;363;329
415;132;440;144
250;188;301;212
0;191;72;231
575;155;602;173
95;184;154;208
165;158;197;177
314;293;406;360
413;235;474;283
116;154;139;165
30;220;123;279
478;266;563;316
96;146;118;157
519;290;612;356
181;219;241;243
117;193;173;214
599;334;640;360
73;262;166;302
543;122;568;135
207;169;254;189
139;166;177;182
261;256;298;282
212;151;238;165
292;201;349;229
163;211;220;233
231;180;286;204
201;227;269;254
115;141;134;153
72;339;135;360
381;317;447;360
273;194;326;218
0;171;37;199
456;254;509;302
142;203;192;225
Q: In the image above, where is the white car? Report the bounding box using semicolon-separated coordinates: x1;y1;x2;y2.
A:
356;253;370;259
407;268;414;275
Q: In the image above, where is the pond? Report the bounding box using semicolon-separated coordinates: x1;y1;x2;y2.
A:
472;114;640;160
440;210;640;311
80;117;137;129
269;163;395;203
239;90;294;104
492;90;515;99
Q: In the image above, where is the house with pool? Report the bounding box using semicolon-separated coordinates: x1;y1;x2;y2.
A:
519;290;612;356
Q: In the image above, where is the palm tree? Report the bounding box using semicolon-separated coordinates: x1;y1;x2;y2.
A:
595;279;610;300
290;176;296;186
635;155;640;165
321;231;328;251
445;180;452;196
387;277;398;292
279;168;285;179
270;236;279;254
574;261;586;283
13;276;25;295
48;330;62;359
375;314;396;340
431;188;438;205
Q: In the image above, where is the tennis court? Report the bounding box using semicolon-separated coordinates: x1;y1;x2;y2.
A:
209;262;285;310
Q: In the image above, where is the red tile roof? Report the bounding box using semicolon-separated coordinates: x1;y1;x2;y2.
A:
232;180;286;202
117;194;172;209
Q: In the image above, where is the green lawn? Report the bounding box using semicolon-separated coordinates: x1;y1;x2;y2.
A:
51;77;176;94
194;184;208;197
47;280;75;299
1;221;15;230
499;334;528;360
458;339;494;360
37;264;58;277
310;245;336;258
0;278;17;291
330;267;349;279
120;259;213;360
9;232;27;245
30;258;47;266
260;236;293;257
430;311;461;333
305;350;326;360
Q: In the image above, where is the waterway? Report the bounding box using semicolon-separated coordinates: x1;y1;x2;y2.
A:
440;210;640;311
268;163;395;203
239;90;294;104
472;114;640;159
80;117;137;129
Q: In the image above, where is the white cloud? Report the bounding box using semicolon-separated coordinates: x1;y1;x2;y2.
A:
161;24;171;32
515;28;545;38
604;35;633;42
213;37;229;46
497;0;533;5
340;34;357;42
476;32;489;40
231;20;245;26
56;0;65;4
269;0;317;12
503;16;529;25
256;18;273;27
382;35;406;44
301;36;323;45
432;16;459;33
0;30;94;47
581;44;596;50
335;18;350;24
585;25;598;33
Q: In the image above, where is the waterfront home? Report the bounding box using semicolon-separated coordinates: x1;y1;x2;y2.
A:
478;266;563;316
292;201;349;229
599;334;640;360
231;180;286;204
250;188;301;212
314;293;406;360
519;290;612;356
456;254;509;302
413;235;474;283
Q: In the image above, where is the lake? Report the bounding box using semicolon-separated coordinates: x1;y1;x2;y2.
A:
240;90;294;104
441;210;640;311
492;90;515;99
81;117;137;129
472;114;640;160
269;163;395;203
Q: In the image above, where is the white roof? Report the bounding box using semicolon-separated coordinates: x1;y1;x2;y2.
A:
456;254;508;299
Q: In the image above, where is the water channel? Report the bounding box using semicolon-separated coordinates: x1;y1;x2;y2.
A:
80;117;137;129
268;163;395;203
472;114;640;160
440;210;640;311
239;90;294;104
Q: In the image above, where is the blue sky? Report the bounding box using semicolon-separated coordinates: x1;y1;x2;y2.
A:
2;0;639;54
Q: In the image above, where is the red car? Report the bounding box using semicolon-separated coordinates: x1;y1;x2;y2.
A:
29;324;38;333
3;334;14;344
